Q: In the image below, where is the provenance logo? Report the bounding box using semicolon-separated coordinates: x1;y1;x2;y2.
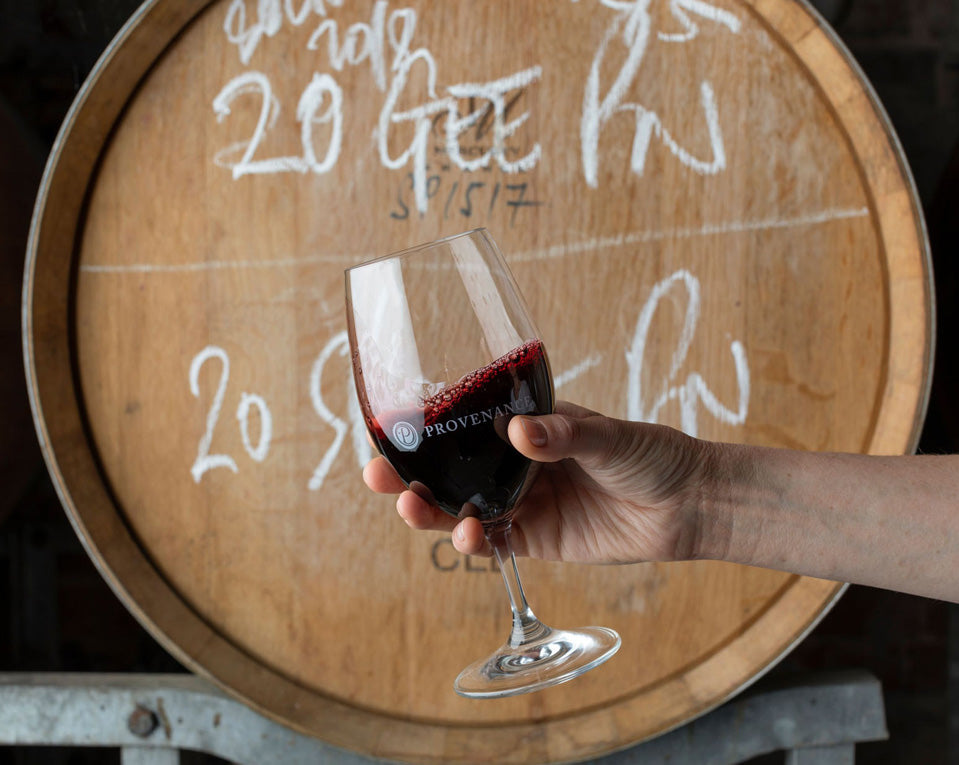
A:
392;420;420;451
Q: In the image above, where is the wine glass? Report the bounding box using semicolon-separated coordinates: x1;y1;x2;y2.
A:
345;228;620;698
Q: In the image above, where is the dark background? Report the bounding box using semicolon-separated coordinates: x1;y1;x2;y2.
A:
1;0;958;763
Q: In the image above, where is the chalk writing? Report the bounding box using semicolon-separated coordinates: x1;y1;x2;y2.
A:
79;207;870;274
237;392;273;462
308;331;371;490
305;0;392;90
377;59;542;214
215;1;542;214
554;354;603;389
185;269;748;488
189;346;240;482
580;0;741;187
214;0;754;214
223;0;346;65
626;269;749;437
213;71;343;178
188;337;371;489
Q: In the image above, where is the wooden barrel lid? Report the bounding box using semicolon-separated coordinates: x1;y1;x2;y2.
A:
24;0;932;761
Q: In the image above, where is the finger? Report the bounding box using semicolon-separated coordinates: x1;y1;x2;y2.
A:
451;516;492;557
554;400;601;419
508;411;623;468
396;489;458;532
362;456;407;494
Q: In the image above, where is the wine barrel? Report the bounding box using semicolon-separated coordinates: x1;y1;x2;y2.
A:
23;1;932;762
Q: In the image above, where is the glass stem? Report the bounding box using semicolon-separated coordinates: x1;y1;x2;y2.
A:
486;522;550;649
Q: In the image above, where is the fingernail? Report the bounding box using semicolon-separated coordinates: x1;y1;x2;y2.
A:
454;523;465;542
521;417;548;447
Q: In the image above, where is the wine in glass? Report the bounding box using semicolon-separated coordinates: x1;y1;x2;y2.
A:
345;228;620;698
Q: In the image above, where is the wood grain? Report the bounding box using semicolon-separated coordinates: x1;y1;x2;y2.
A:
23;0;932;761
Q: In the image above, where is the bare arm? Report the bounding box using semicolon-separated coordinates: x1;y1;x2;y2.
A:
364;403;959;603
700;444;959;601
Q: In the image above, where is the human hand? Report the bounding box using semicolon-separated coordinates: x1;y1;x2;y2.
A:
362;401;712;565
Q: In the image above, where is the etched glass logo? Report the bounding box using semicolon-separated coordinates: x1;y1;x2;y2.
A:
392;420;420;451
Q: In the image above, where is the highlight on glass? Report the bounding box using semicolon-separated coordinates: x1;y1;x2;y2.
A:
346;228;620;698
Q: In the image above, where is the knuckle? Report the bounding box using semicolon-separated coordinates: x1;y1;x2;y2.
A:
550;413;579;445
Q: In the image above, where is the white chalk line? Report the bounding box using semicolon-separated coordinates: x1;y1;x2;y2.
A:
78;206;870;274
79;252;357;274
554;353;603;389
509;206;870;262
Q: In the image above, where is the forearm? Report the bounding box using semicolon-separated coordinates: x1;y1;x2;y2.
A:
696;443;959;602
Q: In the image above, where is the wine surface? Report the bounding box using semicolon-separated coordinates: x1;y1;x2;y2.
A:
367;339;553;522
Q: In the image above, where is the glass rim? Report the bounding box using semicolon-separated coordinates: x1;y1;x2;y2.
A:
343;228;491;274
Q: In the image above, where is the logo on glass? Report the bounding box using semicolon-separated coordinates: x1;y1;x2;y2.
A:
392;420;420;451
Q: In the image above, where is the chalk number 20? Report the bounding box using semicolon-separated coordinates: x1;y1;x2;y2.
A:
212;71;343;178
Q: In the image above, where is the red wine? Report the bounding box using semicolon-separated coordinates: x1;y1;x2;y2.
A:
367;339;553;524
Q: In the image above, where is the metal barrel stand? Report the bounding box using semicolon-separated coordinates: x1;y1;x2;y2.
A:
0;670;886;763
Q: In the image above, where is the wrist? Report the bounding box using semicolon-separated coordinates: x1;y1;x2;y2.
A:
687;439;750;563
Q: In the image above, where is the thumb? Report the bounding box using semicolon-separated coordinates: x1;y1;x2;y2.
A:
508;412;625;469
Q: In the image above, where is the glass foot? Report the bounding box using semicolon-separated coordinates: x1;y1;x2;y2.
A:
453;625;621;698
